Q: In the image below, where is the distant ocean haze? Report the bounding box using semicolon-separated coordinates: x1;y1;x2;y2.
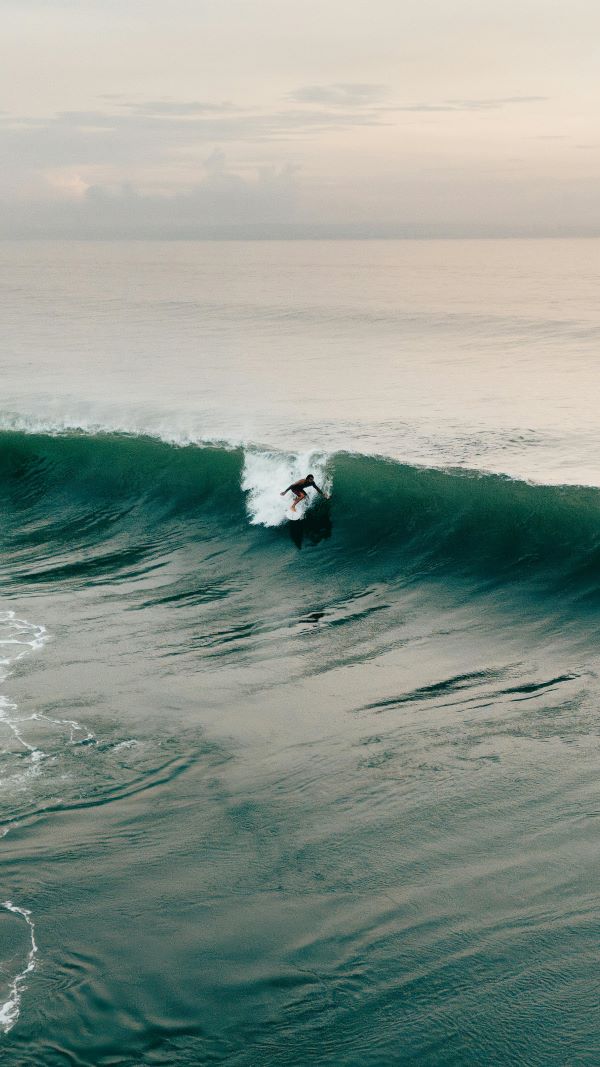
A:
1;238;599;485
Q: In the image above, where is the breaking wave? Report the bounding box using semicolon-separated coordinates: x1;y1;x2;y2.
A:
1;427;600;600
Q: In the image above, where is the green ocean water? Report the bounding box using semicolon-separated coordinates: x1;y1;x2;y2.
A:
1;241;600;1065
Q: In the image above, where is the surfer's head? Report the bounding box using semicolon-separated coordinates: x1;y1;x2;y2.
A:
306;474;314;482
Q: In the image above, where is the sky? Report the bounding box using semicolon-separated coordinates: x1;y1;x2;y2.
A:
1;0;599;237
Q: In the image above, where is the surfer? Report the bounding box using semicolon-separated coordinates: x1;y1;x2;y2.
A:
281;474;325;513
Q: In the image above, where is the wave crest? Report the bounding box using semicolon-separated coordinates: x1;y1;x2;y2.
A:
1;429;600;597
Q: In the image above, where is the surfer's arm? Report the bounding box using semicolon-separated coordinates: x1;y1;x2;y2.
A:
312;483;324;496
280;485;293;496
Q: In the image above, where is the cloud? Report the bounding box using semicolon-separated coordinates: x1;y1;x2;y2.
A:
0;94;392;209
0;87;566;238
124;100;239;116
446;96;548;109
0;150;302;237
0;96;389;179
286;88;547;115
289;83;387;107
394;96;548;113
0;91;548;194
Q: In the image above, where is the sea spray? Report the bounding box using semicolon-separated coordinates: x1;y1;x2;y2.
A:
241;450;330;527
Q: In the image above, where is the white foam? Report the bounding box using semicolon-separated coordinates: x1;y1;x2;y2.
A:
241;450;330;527
0;614;50;772
0;902;38;1033
0;612;47;682
0;614;46;1032
0;610;100;1032
30;711;95;746
0;410;244;450
0;615;96;781
0;695;45;766
111;739;138;751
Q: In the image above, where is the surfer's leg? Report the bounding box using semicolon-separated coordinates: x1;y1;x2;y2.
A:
290;491;307;512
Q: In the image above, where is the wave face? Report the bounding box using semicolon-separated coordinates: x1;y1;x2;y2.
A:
1;429;600;602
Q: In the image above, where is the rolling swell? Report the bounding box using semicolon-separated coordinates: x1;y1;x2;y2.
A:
1;429;600;600
0;430;244;588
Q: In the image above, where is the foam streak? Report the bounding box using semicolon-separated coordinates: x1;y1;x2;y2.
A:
0;902;38;1033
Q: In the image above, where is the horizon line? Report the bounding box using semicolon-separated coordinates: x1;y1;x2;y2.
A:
2;227;600;241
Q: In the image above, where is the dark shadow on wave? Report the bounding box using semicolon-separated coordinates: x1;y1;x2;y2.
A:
288;500;333;550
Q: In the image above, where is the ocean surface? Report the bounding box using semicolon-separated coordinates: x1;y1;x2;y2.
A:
0;239;599;1065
